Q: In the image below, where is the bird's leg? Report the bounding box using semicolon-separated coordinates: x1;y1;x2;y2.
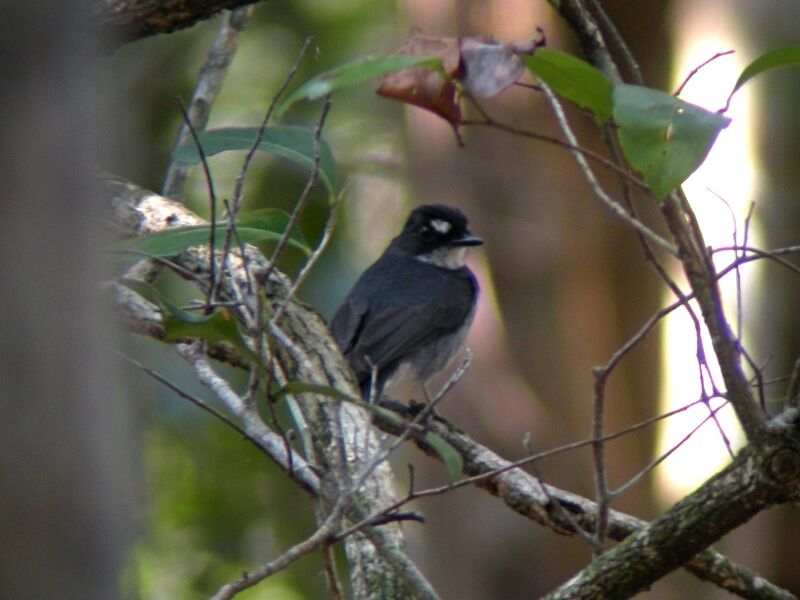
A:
420;382;441;420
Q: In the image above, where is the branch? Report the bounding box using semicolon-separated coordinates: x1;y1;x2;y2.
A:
93;0;263;49
543;441;799;598
545;0;622;82
660;193;767;440
162;7;253;199
370;411;800;600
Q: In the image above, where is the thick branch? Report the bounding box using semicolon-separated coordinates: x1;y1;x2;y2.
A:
543;440;800;598
93;0;262;48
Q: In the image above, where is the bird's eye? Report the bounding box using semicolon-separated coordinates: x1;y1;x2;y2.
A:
419;226;436;241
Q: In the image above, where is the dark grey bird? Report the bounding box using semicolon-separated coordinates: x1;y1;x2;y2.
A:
330;204;482;402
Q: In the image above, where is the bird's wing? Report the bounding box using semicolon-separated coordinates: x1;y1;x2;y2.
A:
347;293;470;378
329;295;369;356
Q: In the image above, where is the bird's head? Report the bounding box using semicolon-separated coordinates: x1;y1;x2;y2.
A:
392;204;483;269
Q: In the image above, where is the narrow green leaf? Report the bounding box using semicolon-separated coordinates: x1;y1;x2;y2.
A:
272;381;407;425
613;84;730;199
273;382;360;403
731;45;800;97
277;55;442;116
120;279;261;366
525;50;613;123
172;126;337;196
424;432;463;484
114;210;310;260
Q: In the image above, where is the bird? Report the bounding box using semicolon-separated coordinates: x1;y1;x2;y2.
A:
330;204;483;403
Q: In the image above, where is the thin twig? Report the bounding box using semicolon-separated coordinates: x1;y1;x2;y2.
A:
162;7;253;199
118;350;249;439
210;497;346;600
610;400;729;498
231;36;314;213
264;95;332;283
674;50;735;97
212;37;314;305
175;97;220;312
272;190;343;324
460;93;649;191
538;83;678;256
113;250;209;286
787;357;800;409
222;198;254;293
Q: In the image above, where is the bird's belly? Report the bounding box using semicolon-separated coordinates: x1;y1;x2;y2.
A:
385;314;474;389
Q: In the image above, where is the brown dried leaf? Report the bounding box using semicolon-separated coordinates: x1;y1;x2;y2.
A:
377;29;463;125
377;28;546;124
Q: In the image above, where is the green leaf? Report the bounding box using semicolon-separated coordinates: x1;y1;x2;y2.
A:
121;280;261;366
525;50;613;123
273;382;360;404
277;55;442;116
613;84;731;199
172;126;337;196
114;209;310;260
424;432;463;484
271;382;408;425
730;45;800;97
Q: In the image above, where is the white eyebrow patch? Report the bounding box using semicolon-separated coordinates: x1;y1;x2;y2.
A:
430;218;451;234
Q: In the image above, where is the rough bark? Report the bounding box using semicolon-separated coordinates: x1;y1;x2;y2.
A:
93;0;263;47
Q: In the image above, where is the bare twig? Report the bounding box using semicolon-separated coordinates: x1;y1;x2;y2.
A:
610;400;729;498
660;191;767;440
118;350;251;441
264;95;332;283
674;50;735;97
539;82;678;256
231;36;313;212
460;94;649;191
272;190;342;324
211;38;314;306
210;497;347;600
162;7;253;199
175;97;220;312
787;357;800;409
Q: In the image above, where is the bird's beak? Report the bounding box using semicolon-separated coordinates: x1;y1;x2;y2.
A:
451;232;483;247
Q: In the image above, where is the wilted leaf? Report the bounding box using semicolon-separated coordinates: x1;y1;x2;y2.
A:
460;31;544;98
613;84;730;199
377;29;462;125
173;126;337;197
424;432;463;484
525;49;613;123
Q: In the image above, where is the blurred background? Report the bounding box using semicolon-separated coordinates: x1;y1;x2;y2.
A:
4;0;797;598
